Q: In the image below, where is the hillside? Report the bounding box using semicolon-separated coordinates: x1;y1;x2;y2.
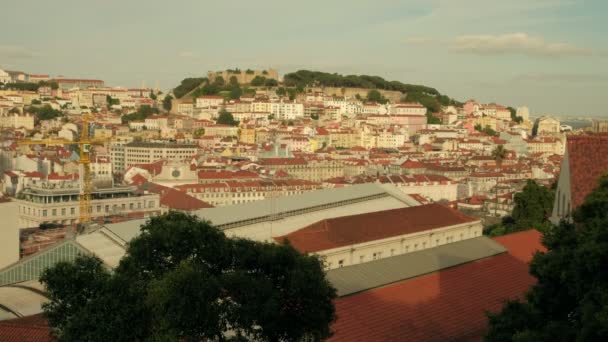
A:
171;70;461;123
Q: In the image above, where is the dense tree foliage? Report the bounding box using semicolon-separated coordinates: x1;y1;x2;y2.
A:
0;81;58;91
486;175;608;341
28;105;64;121
217;108;239;126
475;124;499;137
106;95;120;107
41;212;337;341
283;70;438;95
172;77;208;99
491;145;507;167
484;180;555;237
508;106;524;123
162;94;173;111
121;105;159;123
366;89;388;104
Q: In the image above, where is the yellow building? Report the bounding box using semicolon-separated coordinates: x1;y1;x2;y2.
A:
239;125;256;144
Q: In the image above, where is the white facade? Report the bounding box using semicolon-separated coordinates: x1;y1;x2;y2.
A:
0;69;10;84
389;103;427;116
196;96;224;108
270;101;304;120
0;113;35;130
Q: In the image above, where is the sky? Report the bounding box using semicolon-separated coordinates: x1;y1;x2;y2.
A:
1;0;607;117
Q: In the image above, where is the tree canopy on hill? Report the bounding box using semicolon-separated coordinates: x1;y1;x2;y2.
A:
28;105;64;121
0;81;59;91
485;174;608;341
41;212;337;341
172;77;208;99
283;70;439;95
121;105;159;123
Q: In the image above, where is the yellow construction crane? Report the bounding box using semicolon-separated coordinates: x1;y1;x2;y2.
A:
18;114;111;224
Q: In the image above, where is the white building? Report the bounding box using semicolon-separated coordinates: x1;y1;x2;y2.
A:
0;113;35;130
0;69;11;84
389;102;427;116
110;141;199;173
270;101;304;120
196;96;224;108
15;181;161;228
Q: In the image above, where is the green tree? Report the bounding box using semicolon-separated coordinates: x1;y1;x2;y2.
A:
229;86;243;100
162;94;173;111
491;145;507;168
29;105;64;121
264;78;278;87
250;76;266;86
486;174;608;341
41;212;337;341
484;180;555;237
229;75;239;86
106;95;120;107
149;92;157;100
121;105;159;123
172;77;207;98
31;99;42;105
217;108;239;126
366;89;388;104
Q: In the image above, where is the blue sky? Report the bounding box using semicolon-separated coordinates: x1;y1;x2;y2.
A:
2;0;607;117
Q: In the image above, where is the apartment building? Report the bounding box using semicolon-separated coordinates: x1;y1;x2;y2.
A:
110;142;198;173
175;179;322;206
14;181;161;228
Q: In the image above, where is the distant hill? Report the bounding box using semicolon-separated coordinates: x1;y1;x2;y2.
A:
171;70;461;123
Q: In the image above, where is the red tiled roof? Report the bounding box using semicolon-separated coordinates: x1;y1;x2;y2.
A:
329;230;545;342
275;204;478;253
0;314;54;341
566;134;608;209
146;183;213;211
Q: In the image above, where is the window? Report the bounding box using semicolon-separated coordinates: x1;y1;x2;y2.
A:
390;249;395;256
70;208;75;215
52;209;56;216
338;260;344;268
373;253;378;260
43;210;47;217
359;255;365;263
62;208;66;216
414;244;418;250
422;242;427;248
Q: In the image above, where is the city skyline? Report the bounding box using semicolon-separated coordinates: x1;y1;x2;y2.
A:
2;0;607;117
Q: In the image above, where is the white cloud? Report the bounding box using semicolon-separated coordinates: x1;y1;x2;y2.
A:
450;33;592;57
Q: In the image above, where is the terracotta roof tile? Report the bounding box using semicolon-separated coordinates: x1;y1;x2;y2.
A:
329;230;544;341
567;134;608;209
275;204;478;253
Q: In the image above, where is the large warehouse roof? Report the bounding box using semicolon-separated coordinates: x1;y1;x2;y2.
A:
276;203;479;253
327;236;506;296
103;183;420;243
328;230;545;341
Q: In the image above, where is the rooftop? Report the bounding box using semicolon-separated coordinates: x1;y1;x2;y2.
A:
275;203;478;253
329;230;545;341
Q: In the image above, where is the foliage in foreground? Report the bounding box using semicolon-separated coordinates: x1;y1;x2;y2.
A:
41;212;337;342
485;174;608;341
484;180;555;237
